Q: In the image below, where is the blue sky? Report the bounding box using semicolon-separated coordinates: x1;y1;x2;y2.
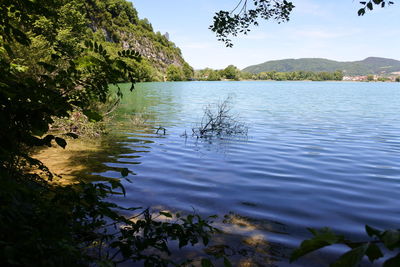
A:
131;0;400;69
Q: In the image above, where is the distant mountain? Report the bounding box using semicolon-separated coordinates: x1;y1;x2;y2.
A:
242;57;400;75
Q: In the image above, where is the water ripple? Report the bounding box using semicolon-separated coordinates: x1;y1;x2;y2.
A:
103;81;400;265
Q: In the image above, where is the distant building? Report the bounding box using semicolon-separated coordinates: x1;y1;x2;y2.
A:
343;75;397;82
343;76;368;81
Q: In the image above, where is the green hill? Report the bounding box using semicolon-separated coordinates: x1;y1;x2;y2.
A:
243;57;400;75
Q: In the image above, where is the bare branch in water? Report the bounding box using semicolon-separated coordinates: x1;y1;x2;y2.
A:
192;97;248;139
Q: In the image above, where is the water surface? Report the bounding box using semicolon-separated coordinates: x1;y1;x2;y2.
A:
97;81;400;265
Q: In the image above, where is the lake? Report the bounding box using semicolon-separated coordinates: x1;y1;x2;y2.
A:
94;81;400;266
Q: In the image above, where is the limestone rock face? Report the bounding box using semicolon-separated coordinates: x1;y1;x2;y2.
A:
86;0;189;77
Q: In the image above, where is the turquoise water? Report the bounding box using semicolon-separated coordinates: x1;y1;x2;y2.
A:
100;81;400;265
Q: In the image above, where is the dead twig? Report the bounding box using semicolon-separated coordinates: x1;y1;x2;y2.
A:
192;97;247;139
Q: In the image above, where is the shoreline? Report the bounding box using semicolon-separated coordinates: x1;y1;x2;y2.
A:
144;79;399;83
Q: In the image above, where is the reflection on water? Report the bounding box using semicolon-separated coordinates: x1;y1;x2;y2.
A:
35;136;130;183
40;81;400;266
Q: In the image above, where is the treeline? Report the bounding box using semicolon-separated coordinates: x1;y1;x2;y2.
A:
367;75;400;82
254;70;344;81
195;66;344;81
195;65;242;81
166;63;194;81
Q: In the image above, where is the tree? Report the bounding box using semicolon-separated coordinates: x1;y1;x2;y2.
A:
240;71;254;80
367;74;375;81
182;62;194;80
0;1;221;266
210;0;395;46
166;64;184;81
207;70;222;81
334;70;344;81
222;65;240;80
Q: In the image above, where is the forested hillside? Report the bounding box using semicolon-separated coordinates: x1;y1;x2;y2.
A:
243;57;400;75
0;0;208;266
79;0;192;81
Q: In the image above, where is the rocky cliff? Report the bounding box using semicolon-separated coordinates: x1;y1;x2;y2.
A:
85;0;189;81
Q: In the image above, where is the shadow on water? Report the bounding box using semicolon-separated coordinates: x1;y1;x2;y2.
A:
113;209;291;267
34;111;160;184
214;212;289;266
147;212;291;267
35;83;167;183
34;135;135;184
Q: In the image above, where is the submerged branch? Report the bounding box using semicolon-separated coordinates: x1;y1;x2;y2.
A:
192;97;248;139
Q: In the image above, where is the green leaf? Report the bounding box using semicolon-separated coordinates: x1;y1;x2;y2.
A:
366;225;381;238
3;44;14;57
65;133;79;139
42;135;55;147
384;253;400;267
202;235;209;246
55;137;67;149
290;228;345;262
109;180;126;196
223;257;232;267
381;230;400;250
120;168;130;177
83;110;103;122
159;211;172;218
50;53;60;59
201;258;214;267
331;243;368;267
96;259;115;267
38;62;56;72
365;243;383;262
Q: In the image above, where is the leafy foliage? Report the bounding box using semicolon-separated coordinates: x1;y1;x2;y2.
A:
211;0;395;46
0;173;221;266
210;0;295;47
73;0;192;81
0;0;217;266
254;70;344;81
222;65;241;80
165;63;194;82
0;0;138;173
166;64;185;81
291;226;400;266
358;0;394;16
